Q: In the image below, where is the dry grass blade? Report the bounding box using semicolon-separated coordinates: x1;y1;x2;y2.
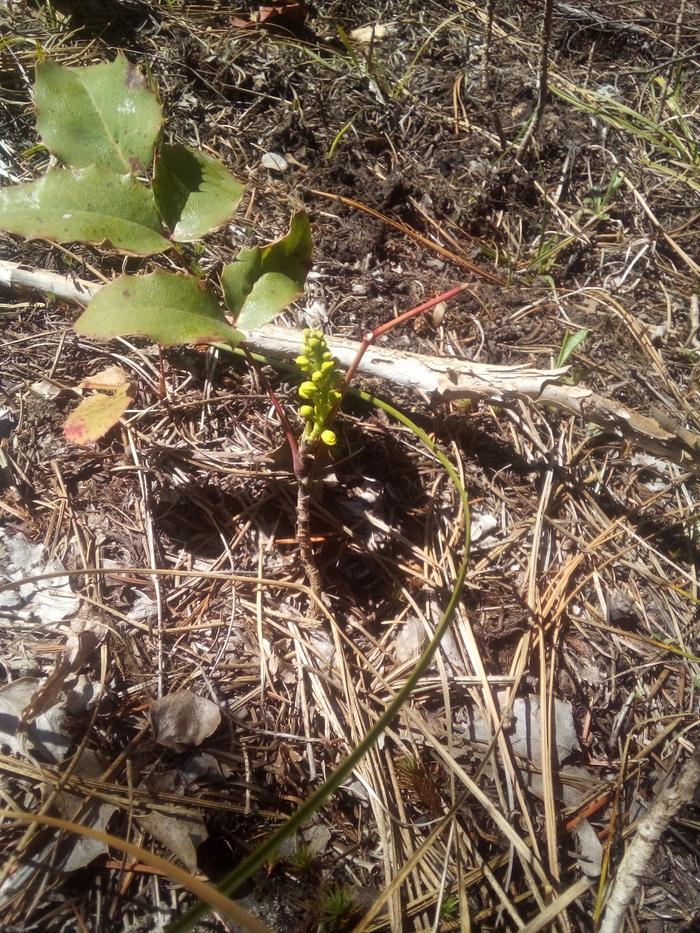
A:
0;810;273;933
310;189;504;283
520;877;594;933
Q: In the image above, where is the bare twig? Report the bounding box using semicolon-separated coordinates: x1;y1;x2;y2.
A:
1;259;698;467
294;440;322;598
482;0;497;91
516;0;554;155
600;747;700;933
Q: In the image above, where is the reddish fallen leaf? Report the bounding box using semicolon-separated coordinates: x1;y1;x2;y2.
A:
233;2;307;31
64;383;134;445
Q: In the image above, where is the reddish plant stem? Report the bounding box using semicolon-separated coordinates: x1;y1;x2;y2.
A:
325;282;469;432
246;284;468;596
240;343;301;474
295;439;322;597
240;344;321;593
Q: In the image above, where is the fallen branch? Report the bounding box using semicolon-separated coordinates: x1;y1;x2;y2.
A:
1;259;698;468
600;747;700;933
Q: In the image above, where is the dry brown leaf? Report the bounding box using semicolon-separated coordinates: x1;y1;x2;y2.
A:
0;526;79;624
79;364;130;390
0;678;70;761
136;809;208;872
150;690;222;751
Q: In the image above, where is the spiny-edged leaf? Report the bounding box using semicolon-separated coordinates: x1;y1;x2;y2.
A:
0;166;170;255
35;55;162;173
220;211;312;330
153;144;244;241
557;327;589;367
64;384;134;445
74;271;243;348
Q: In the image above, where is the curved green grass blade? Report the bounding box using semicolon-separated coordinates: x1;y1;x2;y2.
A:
153;144;244;241
166;390;470;932
74;270;243;347
0;166;170;255
35;55;162;173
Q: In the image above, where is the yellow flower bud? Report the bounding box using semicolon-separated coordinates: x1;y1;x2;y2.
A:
321;429;337;446
298;381;317;399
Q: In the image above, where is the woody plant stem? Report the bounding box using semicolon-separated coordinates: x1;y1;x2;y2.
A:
240;344;323;596
297;282;469;597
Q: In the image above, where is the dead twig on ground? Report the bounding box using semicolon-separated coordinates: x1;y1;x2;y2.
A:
516;0;554;155
1;259;698;468
600;746;700;933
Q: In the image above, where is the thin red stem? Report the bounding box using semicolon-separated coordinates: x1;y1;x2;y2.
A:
372;282;469;341
325;282;469;430
240;343;301;474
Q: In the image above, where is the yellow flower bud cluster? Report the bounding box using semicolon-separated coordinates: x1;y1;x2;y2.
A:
296;328;341;446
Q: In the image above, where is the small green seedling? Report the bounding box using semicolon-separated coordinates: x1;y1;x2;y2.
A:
583;168;624;219
286;841;317;877
556;327;589;368
317;883;361;930
439;892;459;922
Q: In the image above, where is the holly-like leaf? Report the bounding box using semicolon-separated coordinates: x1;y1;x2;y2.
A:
64;383;134;445
0;166;170;255
220;211;312;330
74;270;243;347
64;365;134;445
153;144;244;241
35;55;162;173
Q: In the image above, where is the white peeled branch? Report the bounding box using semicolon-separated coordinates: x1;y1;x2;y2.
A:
0;259;698;468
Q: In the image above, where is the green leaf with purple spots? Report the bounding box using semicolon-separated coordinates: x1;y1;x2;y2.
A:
0;166;170;255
